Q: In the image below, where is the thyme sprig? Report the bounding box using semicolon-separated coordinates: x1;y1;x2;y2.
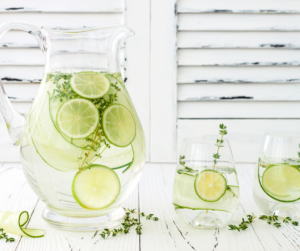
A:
259;214;299;227
213;124;228;170
229;214;299;231
178;155;193;174
100;208;159;239
226;186;238;198
0;228;15;242
283;216;299;226
125;208;159;221
228;214;256;231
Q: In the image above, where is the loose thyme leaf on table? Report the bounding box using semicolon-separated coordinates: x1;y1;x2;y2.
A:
100;208;159;239
0;228;15;243
229;214;299;231
228;214;256;231
259;214;299;228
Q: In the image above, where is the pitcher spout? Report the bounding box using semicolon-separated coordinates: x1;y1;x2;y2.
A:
0;80;25;145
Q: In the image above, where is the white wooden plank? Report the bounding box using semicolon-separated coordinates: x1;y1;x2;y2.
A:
177;83;300;101
139;163;264;250
0;13;123;28
3;83;39;101
178;31;300;49
0;33;37;48
178;13;300;31
150;0;177;162
0;66;44;82
177;0;300;13
0;31;40;48
0;48;125;66
178;49;300;66
178;66;300;83
177;119;300;162
0;0;123;13
0;49;44;66
124;0;150;161
178;101;300;118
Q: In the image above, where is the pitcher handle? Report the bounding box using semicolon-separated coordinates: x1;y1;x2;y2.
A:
0;21;45;145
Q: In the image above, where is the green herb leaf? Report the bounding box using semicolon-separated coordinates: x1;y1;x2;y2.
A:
99;208;159;239
0;228;15;243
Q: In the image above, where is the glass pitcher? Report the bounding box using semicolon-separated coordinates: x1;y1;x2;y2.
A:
0;21;146;231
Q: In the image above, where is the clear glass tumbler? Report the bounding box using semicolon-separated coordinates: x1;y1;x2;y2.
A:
173;137;240;229
253;132;300;219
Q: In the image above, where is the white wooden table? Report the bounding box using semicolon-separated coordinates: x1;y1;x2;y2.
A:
0;162;299;251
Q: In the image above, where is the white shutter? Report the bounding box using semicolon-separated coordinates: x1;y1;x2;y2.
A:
177;0;300;163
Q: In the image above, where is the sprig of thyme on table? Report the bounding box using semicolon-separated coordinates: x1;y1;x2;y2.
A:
100;208;159;239
228;214;256;231
0;228;15;242
259;214;299;228
229;213;299;231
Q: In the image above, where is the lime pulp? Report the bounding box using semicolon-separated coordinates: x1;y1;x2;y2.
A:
57;99;99;139
70;72;110;99
194;170;227;202
72;165;121;210
102;104;136;147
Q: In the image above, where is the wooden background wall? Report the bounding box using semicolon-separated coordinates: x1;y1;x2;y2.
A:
0;0;299;163
176;0;300;163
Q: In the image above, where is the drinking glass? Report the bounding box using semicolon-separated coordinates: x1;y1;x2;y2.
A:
253;132;300;219
173;137;240;229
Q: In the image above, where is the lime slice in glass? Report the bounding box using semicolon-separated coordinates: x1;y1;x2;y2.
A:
72;165;120;210
102;104;136;147
70;72;110;99
173;173;238;212
57;99;99;139
262;164;300;201
194;170;227;202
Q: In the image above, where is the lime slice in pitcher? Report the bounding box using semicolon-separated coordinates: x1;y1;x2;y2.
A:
57;99;99;139
262;164;300;201
102;104;136;147
70;72;110;99
194;170;227;202
72;165;120;210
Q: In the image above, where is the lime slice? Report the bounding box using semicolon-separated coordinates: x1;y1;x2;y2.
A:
72;165;120;210
194;170;227;202
30;93;97;172
173;173;239;212
261;164;300;201
104;74;145;172
102;104;136;147
70;72;110;99
49;93;91;148
57;99;99;139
